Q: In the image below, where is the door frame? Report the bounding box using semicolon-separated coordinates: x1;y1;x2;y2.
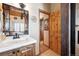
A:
70;3;76;56
39;9;50;54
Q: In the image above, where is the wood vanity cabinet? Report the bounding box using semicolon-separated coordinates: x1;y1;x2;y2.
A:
0;44;35;56
19;44;35;56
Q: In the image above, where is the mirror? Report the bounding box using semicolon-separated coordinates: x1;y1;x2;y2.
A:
0;12;2;32
0;4;2;32
2;3;29;36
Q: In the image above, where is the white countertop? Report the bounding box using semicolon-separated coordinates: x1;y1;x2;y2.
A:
0;35;36;53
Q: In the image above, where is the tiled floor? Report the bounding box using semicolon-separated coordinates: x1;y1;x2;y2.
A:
40;49;59;56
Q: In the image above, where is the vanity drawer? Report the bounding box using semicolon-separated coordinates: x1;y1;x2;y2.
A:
20;44;35;51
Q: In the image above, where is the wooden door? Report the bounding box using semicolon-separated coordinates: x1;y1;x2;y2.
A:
50;11;61;55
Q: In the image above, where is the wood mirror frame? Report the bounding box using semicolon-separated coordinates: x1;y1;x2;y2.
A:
2;3;29;36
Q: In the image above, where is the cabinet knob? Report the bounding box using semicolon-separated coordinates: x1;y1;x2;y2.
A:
12;51;15;54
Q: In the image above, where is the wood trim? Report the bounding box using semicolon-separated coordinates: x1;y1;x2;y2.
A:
2;3;28;12
39;9;50;15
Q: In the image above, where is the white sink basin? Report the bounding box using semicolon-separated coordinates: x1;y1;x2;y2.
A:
0;37;29;46
0;39;27;48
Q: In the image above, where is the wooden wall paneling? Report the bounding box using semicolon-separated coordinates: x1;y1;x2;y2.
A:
61;3;69;56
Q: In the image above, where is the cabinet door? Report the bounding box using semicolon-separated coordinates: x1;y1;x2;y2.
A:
0;50;16;56
20;44;35;56
26;47;35;56
16;49;22;56
25;48;33;56
0;52;9;56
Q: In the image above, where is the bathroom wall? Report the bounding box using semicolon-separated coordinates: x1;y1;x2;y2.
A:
6;3;51;55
